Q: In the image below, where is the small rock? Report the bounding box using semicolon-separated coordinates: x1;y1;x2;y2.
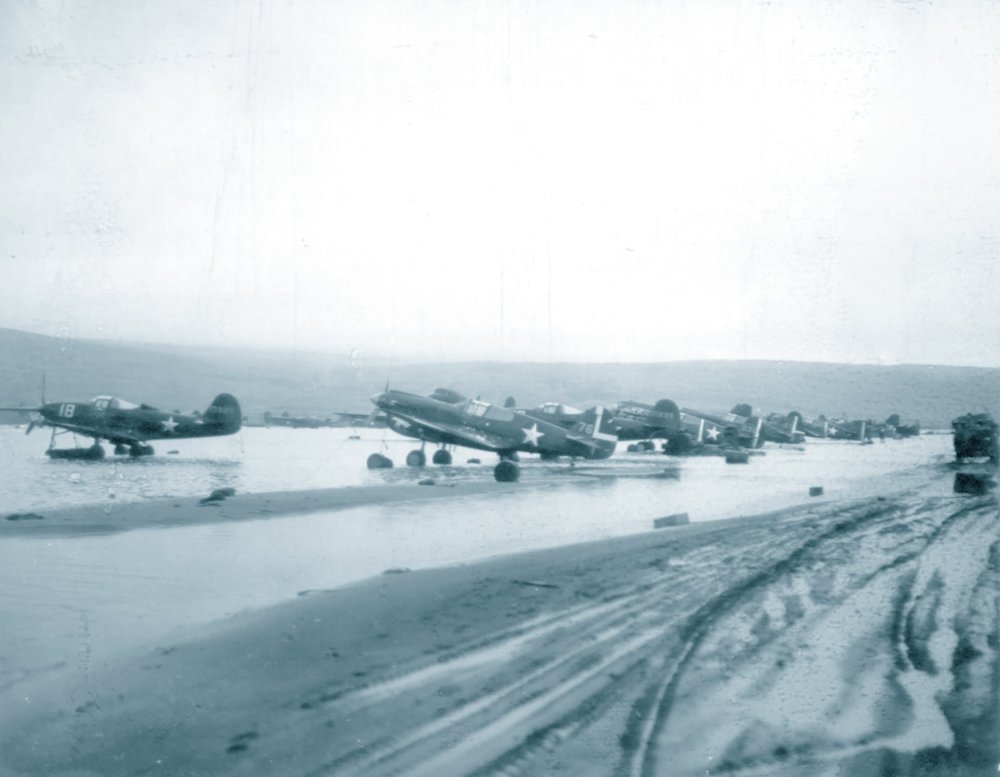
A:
5;512;44;521
654;512;690;529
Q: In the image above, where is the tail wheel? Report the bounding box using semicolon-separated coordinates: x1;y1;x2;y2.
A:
366;453;393;469
494;460;520;482
406;450;427;467
432;449;452;465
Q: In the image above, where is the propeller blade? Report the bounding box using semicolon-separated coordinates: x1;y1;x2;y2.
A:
26;420;36;435
41;372;46;405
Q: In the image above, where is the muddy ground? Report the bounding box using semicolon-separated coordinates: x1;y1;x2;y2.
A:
0;465;996;777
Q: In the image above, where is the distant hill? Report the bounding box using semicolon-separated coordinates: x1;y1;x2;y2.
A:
0;327;996;428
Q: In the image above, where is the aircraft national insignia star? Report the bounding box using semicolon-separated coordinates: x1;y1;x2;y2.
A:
521;423;543;447
161;417;178;433
705;425;720;441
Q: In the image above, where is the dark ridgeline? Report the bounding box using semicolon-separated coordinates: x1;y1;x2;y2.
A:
0;327;997;429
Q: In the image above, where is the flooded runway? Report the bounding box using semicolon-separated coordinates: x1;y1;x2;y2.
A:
0;428;954;692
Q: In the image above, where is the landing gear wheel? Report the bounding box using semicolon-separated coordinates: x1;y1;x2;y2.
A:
494;460;520;482
406;450;427;467
114;444;128;456
626;443;638;453
539;451;560;461
366;453;393;469
664;434;693;455
89;444;105;460
499;451;519;462
129;444;154;457
432;449;452;465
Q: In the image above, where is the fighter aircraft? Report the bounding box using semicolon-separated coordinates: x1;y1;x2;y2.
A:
368;387;618;481
1;393;242;459
518;398;691;453
786;411;831;438
679;406;764;449
763;412;805;443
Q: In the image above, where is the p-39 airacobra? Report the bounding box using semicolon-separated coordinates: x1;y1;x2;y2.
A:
367;387;618;481
1;393;242;459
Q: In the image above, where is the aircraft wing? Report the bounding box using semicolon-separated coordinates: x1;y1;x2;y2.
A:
564;433;601;453
38;418;146;444
389;412;513;451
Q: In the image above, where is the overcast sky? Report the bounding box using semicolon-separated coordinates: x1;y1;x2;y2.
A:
2;0;999;366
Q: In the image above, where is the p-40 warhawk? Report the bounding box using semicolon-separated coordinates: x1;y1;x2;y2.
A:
679;406;765;449
1;393;242;459
368;387;617;481
518;398;691;454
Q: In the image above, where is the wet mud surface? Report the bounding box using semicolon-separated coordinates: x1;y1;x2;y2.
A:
0;465;995;777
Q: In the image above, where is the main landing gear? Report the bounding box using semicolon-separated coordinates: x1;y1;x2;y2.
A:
44;428;106;460
493;452;520;482
366;444;455;471
113;443;154;456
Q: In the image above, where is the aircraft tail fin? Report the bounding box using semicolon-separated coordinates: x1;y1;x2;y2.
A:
204;393;242;433
649;399;681;433
571;406;618;458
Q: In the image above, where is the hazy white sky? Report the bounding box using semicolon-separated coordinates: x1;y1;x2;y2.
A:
2;0;999;366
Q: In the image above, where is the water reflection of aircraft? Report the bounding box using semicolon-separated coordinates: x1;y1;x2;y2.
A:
368;388;618;481
1;394;242;459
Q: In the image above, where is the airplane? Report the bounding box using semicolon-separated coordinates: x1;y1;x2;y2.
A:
722;403;805;445
785;411;831;438
264;411;325;429
368;387;618;481
824;417;870;441
678;406;764;449
1;393;242;459
882;414;920;438
517;398;692;454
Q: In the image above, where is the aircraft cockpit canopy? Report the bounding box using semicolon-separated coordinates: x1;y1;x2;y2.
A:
463;400;516;422
90;396;141;411
430;388;466;404
538;402;583;416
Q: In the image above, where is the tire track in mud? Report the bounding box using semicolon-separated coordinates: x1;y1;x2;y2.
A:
631;495;998;777
289;500;928;777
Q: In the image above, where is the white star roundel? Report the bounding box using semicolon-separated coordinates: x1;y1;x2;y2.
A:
705;425;720;441
161;416;178;433
521;423;543;447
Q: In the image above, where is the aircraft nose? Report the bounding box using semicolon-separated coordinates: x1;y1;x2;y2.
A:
370;392;387;408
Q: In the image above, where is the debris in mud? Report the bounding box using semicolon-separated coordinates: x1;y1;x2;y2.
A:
952;412;998;463
809;486;824;496
199;487;236;504
953;472;996;495
418;478;436;486
725;451;749;464
5;512;44;521
226;731;258;754
382;567;412;575
654;512;690;528
512;579;559;589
